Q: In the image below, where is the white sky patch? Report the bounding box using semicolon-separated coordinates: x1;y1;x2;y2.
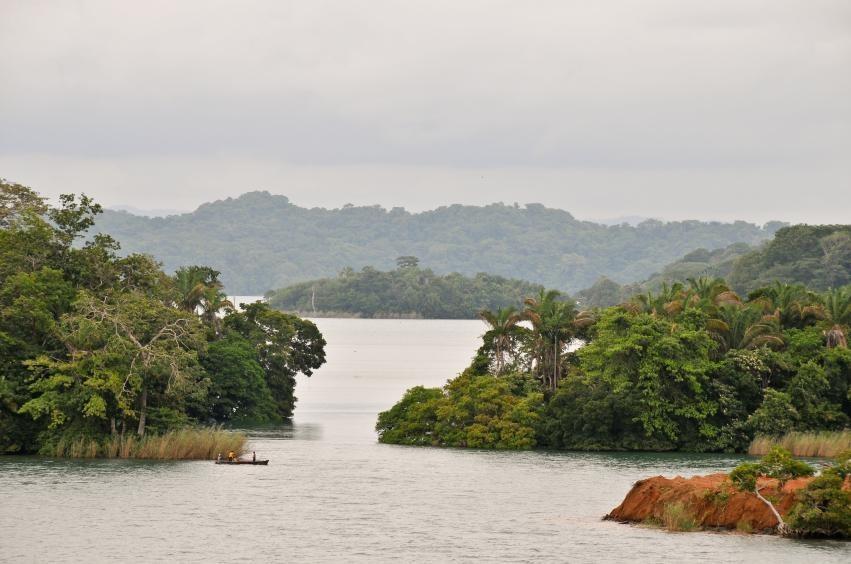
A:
1;0;849;221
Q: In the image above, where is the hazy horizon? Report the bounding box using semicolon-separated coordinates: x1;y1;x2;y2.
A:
105;191;781;227
2;1;849;224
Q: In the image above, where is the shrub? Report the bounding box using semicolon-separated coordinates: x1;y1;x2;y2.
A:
661;502;698;532
376;370;544;449
788;451;851;538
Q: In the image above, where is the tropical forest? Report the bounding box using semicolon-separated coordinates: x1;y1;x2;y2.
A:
90;191;783;294
265;256;544;318
0;180;326;456
377;278;851;453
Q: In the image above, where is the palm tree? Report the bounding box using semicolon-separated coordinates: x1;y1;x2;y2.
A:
174;266;221;312
631;283;676;316
749;282;823;330
523;289;578;391
479;307;522;374
706;304;785;355
822;287;851;348
201;287;235;335
174;266;233;334
687;277;741;308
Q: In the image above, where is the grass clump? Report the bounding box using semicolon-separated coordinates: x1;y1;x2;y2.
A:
47;428;246;460
735;520;753;534
661;501;699;532
749;430;851;458
702;482;732;508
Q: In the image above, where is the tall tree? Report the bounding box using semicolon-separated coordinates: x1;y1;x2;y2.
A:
523;289;578;391
479;307;522;375
21;290;206;437
224;302;326;418
749;282;823;330
706;304;785;355
822;287;851;348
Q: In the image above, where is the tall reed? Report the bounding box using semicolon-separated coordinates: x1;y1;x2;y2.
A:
49;428;247;460
748;430;851;458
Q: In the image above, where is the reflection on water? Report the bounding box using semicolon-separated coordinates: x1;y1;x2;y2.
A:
231;422;323;442
2;319;849;563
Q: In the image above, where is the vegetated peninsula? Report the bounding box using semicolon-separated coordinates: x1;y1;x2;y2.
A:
265;256;544;319
0;180;326;458
376;277;851;454
91;191;782;294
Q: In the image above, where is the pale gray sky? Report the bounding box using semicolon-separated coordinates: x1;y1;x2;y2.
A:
1;0;849;223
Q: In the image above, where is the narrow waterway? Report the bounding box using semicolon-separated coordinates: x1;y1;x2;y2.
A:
1;319;848;563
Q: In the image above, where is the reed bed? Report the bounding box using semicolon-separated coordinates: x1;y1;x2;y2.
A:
49;428;246;460
748;430;851;458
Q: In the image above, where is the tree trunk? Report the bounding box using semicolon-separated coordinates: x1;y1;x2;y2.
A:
753;485;789;535
137;387;147;437
110;417;117;436
552;335;559;392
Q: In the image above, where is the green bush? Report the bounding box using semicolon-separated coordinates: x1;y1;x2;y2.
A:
376;371;544;449
788;451;851;538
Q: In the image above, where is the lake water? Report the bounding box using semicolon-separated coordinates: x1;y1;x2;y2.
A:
1;319;849;563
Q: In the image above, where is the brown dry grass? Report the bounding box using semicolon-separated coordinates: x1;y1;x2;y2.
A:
49;428;246;460
748;430;851;458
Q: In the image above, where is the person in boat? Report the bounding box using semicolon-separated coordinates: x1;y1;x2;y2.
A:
216;453;222;462
252;451;256;462
227;451;236;462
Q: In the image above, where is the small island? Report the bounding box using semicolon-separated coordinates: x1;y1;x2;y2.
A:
606;447;851;538
265;256;544;319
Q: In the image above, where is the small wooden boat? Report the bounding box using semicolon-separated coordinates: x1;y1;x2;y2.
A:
215;459;269;465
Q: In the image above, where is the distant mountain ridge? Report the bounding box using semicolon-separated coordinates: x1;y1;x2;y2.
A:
92;191;783;294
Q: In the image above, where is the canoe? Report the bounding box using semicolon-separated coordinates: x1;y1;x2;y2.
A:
214;460;269;465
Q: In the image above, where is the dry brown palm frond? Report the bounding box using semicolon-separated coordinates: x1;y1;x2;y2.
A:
573;310;597;328
800;304;825;322
663;300;683;316
747;334;786;350
619;302;640;314
825;325;848;349
714;291;742;306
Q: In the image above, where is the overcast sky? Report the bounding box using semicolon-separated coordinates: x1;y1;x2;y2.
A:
1;0;848;223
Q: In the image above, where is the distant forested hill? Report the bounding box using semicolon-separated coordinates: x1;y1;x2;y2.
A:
729;225;851;293
93;191;781;294
265;261;544;318
577;224;851;307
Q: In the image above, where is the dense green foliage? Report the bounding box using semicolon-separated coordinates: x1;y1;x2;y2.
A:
266;261;544;318
378;277;851;454
92;191;779;294
376;370;544;449
578;243;754;308
729;225;851;293
581;225;851;308
788;450;851;538
729;447;815;535
0;180;325;454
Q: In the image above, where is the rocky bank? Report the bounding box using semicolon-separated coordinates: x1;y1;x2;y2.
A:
605;473;847;533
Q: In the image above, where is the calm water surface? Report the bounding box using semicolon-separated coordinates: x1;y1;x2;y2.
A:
2;319;849;563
